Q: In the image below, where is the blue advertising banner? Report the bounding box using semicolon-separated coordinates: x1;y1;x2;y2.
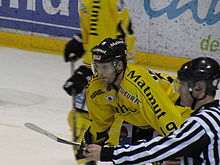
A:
0;0;81;38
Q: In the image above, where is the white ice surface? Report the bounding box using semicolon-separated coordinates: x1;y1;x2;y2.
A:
0;46;218;165
0;46;115;165
0;46;76;165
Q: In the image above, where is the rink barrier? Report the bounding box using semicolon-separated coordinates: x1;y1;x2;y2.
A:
0;31;190;71
135;51;190;72
0;31;66;55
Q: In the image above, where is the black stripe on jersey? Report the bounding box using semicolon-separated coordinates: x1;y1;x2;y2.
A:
90;23;97;26
208;107;220;117
90;28;97;31
92;10;98;13
201;107;220;164
175;120;197;138
114;121;197;159
91;14;98;17
205;111;220;164
91;19;98;22
92;5;100;9
93;0;100;3
115;123;203;164
197;112;218;164
183;157;189;165
89;33;98;36
140;126;203;161
166;76;174;83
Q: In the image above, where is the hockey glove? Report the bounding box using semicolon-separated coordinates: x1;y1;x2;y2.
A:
63;65;93;95
76;127;93;158
64;33;85;62
77;127;109;156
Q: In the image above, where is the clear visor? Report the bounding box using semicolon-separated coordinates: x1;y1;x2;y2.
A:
91;60;117;74
173;79;191;93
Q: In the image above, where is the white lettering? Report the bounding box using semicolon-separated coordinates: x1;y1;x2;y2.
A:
42;0;69;16
110;41;124;47
93;48;106;54
27;0;36;11
10;0;19;8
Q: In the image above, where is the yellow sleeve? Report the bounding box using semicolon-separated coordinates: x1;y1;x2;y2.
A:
116;6;135;54
123;65;192;136
147;70;180;104
139;68;192;135
86;76;117;144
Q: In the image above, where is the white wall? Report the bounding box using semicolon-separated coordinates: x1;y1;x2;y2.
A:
126;0;220;61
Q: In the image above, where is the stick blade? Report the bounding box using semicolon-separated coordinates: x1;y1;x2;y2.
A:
24;122;80;147
25;122;57;140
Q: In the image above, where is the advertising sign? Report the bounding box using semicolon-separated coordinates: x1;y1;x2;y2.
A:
126;0;220;61
0;0;80;38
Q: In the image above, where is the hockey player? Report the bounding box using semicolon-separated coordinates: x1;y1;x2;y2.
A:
63;0;135;164
78;38;193;162
84;57;220;165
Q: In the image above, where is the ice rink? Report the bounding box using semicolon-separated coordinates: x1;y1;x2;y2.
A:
0;46;219;165
0;46;116;165
0;46;76;165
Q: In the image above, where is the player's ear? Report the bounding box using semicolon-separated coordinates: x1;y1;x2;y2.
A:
193;81;206;99
117;61;123;71
194;81;206;92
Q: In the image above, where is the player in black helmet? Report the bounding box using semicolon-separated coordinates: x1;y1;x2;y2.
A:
177;57;220;110
91;38;127;87
77;38;194;163
63;1;135;164
84;57;220;165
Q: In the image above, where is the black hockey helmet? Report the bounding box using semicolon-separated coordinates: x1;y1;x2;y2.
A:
178;57;220;82
91;38;127;63
177;57;220;96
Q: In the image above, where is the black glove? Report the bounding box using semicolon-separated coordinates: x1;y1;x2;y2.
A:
64;33;85;62
76;127;93;158
76;138;88;159
77;127;109;160
63;65;93;95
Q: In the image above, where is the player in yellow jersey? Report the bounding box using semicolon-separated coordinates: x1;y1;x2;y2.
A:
63;0;135;164
77;38;192;164
79;0;135;65
64;0;135;64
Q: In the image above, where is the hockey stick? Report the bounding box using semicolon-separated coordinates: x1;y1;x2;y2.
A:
71;61;78;142
24;122;80;147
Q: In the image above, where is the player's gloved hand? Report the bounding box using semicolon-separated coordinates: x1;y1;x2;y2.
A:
76;127;109;161
76;138;88;159
64;33;85;62
63;65;93;95
76;127;93;158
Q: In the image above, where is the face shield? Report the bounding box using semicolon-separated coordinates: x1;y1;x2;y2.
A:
91;60;117;75
173;79;192;94
173;79;208;94
91;60;119;85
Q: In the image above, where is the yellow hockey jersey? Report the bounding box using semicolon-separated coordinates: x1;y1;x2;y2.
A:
86;64;193;144
79;0;135;64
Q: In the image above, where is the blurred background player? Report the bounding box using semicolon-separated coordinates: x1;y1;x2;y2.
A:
77;38;192;164
63;0;135;164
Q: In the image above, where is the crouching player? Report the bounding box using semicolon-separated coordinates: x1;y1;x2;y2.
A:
77;38;193;165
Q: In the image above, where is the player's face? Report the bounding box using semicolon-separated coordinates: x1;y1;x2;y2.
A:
174;80;193;107
92;61;117;85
